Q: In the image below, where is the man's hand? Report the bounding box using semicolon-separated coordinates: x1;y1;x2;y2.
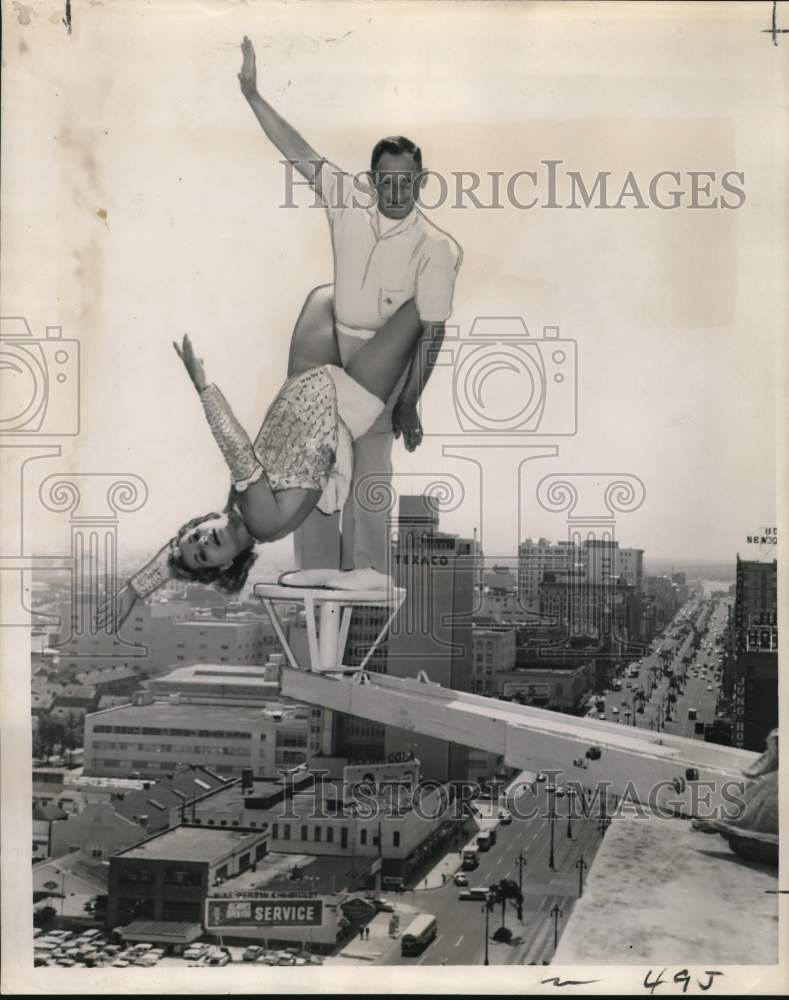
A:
173;334;208;393
96;584;138;634
392;398;423;452
238;35;258;100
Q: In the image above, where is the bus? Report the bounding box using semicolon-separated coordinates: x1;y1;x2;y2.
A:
462;845;480;870
476;831;493;851
401;914;438;956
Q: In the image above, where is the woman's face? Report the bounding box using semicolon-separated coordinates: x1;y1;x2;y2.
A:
177;514;243;572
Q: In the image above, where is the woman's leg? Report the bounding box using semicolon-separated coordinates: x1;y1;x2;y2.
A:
343;299;424;401
287;285;341;376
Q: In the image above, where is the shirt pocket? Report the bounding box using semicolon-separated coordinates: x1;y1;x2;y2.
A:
378;287;408;319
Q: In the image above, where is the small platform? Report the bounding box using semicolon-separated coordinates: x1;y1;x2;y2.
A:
253;582;406;674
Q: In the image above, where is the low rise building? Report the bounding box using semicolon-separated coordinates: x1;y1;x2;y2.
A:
107;826;269;929
83;700;321;779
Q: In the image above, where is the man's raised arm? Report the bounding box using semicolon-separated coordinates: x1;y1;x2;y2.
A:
238;35;323;185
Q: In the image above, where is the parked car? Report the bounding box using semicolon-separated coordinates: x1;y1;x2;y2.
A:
498;809;512;824
535;772;547;783
453;873;469;886
207;953;230;967
183;944;208;961
111;959;130;969
256;950;281;966
256;950;280;966
276;952;295;966
242;945;264;962
365;895;395;912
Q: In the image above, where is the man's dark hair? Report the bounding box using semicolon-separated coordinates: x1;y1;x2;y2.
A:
370;136;422;174
167;512;258;595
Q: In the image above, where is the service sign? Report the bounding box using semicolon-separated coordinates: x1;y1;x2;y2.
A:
206;897;323;927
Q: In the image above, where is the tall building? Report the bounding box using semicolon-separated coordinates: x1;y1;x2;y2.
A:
471;625;517;696
383;496;479;782
730;557;778;751
517;538;577;614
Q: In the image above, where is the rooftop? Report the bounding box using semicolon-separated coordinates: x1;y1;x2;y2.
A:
118;825;265;863
554;816;779;964
218;851;371;897
87;700;307;727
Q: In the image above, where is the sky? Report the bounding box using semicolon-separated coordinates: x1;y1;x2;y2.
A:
2;0;784;574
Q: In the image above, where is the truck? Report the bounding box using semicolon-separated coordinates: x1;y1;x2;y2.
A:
476;831;493;852
461;846;480;870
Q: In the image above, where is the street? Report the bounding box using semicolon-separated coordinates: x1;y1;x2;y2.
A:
390;787;604;966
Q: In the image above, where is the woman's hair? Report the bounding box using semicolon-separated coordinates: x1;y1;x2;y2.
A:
166;512;258;594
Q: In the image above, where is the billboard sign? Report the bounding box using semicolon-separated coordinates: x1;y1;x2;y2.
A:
206;897;323;928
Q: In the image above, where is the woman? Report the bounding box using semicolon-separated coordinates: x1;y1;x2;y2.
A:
96;299;423;632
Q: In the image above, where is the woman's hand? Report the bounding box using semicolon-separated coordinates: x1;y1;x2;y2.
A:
173;334;208;392
238;35;258;100
96;584;138;634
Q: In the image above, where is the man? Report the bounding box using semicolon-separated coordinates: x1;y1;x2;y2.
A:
238;36;462;573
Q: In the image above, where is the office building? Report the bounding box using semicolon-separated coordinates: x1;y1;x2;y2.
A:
730;557;778;751
83;699;321;778
384;496;478;781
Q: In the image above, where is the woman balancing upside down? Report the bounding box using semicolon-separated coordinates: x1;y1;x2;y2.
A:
97;300;423;632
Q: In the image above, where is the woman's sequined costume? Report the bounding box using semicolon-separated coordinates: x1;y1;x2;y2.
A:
201;366;353;516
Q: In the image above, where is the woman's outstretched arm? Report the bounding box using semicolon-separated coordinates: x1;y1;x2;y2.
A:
173;335;288;538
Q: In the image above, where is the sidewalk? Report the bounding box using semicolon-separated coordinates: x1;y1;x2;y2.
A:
326;905;419;965
416;811;501;890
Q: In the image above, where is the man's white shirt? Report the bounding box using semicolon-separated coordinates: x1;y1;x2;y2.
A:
313;160;463;338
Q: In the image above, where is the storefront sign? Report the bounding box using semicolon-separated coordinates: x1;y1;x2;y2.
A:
206;897;323;927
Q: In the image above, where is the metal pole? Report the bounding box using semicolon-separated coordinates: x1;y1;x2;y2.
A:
548;788;556;870
576;854;587;897
483;905;489;965
550;903;562;951
566;790;572;839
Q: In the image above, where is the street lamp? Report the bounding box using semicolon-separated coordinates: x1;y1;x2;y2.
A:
481;904;490;965
566;788;574;840
548;786;556;871
576;854;588;898
550;903;563;951
515;852;527;894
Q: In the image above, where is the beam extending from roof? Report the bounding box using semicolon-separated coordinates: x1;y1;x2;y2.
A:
280;667;756;815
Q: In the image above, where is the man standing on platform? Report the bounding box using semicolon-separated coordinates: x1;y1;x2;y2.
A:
238;36;463;573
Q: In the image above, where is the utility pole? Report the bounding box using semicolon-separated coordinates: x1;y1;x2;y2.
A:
482;904;490;965
550;903;563;951
576;854;588;897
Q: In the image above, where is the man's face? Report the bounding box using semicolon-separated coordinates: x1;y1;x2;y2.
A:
370;152;423;220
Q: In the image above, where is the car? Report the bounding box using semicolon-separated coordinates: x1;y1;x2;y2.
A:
55;958;76;967
498;809;512;824
276;952;295;966
706;685;713;692
134;954;159;967
256;950;281;966
535;772;547;783
453;873;469;886
243;945;264;962
365;895;395;912
183;944;208;961
112;959;130;968
208;953;230;967
611;707;619;715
